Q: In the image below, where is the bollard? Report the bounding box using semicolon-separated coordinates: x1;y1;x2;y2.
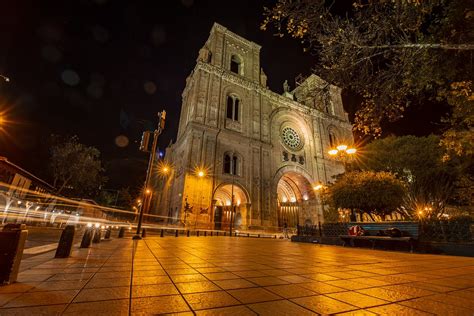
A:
160;229;164;237
141;228;147;238
80;227;95;248
197;231;200;237
0;224;28;284
187;230;190;237
224;232;226;236
216;232;219;237
274;235;277;239
258;234;260;238
92;228;101;243
105;227;111;240
204;231;207;237
118;227;125;238
175;229;178;237
210;231;213;237
55;225;75;258
247;233;250;237
235;232;237;237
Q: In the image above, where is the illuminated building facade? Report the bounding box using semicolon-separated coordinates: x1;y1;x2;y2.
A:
158;23;353;230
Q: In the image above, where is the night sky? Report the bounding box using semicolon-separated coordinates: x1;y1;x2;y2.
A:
0;0;445;190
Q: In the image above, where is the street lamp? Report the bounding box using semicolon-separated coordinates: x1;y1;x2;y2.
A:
0;75;9;82
328;144;357;157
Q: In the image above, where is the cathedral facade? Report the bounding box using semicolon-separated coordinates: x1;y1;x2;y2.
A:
157;23;353;231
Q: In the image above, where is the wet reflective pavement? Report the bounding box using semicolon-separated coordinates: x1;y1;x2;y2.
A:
1;237;473;315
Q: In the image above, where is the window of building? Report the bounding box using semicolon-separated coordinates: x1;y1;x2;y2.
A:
223;153;240;175
230;55;242;74
226;95;240;121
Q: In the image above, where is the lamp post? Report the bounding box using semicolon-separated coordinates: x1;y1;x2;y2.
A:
229;173;236;236
327;144;357;221
134;110;166;240
195;168;205;230
328;144;357;166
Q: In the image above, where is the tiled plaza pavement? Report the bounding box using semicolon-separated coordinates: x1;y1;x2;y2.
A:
1;237;474;315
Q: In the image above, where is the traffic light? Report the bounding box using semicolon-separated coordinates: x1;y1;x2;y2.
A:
158;110;166;130
139;131;151;152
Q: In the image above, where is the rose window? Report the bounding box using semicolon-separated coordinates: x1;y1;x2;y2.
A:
281;127;302;150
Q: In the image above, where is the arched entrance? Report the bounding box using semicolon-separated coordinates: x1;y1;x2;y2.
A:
276;171;318;228
212;183;249;231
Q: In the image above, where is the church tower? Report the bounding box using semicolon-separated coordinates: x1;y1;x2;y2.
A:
159;23;353;230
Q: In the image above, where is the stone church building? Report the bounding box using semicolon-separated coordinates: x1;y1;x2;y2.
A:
156;23;353;231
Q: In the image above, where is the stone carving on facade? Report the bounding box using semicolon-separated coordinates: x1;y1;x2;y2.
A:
197;47;211;63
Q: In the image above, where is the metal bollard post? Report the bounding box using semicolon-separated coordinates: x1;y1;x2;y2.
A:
235;232;237;237
210;231;213;237
247;233;250;237
142;228;147;238
216;232;219;237
0;224;28;284
55;225;75;258
204;231;207;237
160;229;164;237
175;229;178;237
224;232;226;236
92;228;101;243
118;227;125;238
197;231;199;237
80;227;95;248
258;234;260;238
187;230;190;237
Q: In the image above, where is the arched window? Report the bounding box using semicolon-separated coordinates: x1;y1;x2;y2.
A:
230;55;242;75
226;95;240;121
328;129;337;147
223;153;240;175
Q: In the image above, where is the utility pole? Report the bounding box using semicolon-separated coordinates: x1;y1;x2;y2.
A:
134;110;166;240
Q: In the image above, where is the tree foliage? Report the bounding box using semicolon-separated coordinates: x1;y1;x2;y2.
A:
328;171;406;219
356;135;472;217
50;135;106;197
262;0;473;135
440;81;474;159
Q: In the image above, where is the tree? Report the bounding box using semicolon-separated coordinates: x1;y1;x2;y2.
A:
356;135;472;217
262;1;473;136
440;81;474;159
117;187;133;209
50;135;106;197
328;171;406;221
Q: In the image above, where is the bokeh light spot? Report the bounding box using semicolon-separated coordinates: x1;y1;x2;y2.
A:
151;26;166;46
144;81;157;95
61;70;80;86
41;45;62;62
181;0;194;8
115;135;129;147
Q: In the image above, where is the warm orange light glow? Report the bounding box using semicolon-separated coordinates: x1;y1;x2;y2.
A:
328;149;338;155
313;184;323;191
336;144;348;151
162;166;169;173
137;199;142;203
346;148;357;154
145;189;151;194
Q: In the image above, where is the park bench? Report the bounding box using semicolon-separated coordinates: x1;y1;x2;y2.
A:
339;222;419;252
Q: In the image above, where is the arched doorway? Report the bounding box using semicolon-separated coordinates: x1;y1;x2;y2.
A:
276;171;318;228
212;183;249;231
